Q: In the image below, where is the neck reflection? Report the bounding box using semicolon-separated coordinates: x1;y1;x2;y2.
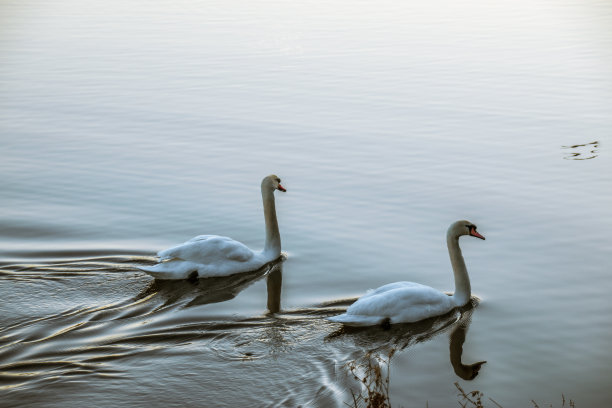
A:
266;261;283;314
449;316;486;380
340;307;485;408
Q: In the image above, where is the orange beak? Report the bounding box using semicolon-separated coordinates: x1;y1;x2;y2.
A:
470;226;485;240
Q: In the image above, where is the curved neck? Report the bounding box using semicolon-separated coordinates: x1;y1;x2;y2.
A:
447;233;471;306
262;188;281;256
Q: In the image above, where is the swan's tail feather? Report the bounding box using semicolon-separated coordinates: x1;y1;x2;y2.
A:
157;246;181;260
327;313;385;327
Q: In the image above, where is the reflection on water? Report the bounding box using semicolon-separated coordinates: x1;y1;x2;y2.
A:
140;257;285;309
0;257;286;395
345;349;394;408
334;300;484;407
449;316;486;381
266;263;283;314
1;253;490;407
562;141;600;160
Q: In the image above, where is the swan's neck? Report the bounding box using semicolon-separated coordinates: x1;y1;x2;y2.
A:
262;189;281;256
447;233;471;306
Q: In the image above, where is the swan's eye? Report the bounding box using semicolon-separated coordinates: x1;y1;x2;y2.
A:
275;178;281;183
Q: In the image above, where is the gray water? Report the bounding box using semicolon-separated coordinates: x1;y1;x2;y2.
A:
1;0;612;406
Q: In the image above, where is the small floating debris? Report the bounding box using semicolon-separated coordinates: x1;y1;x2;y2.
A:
561;141;599;160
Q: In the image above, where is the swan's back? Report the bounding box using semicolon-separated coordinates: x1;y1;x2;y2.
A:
140;235;264;279
329;282;456;326
158;235;254;264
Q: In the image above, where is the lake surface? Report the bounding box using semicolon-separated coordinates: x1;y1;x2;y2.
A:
1;0;611;406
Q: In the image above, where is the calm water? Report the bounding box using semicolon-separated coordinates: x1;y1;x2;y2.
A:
1;0;612;406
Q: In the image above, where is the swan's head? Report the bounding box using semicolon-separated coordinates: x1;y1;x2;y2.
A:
262;174;286;192
449;220;485;240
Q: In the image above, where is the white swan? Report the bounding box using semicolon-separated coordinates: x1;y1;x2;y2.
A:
139;175;286;280
328;220;485;326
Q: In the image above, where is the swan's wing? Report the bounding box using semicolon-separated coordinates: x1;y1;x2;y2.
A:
158;235;254;264
215;238;255;262
186;235;216;243
345;283;453;322
362;281;426;298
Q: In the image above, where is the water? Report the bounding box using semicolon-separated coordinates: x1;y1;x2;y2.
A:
1;0;611;406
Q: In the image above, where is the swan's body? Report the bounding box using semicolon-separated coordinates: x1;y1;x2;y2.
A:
139;175;286;280
329;220;485;327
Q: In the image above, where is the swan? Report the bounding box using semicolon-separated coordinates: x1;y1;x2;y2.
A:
328;220;485;327
139;175;286;280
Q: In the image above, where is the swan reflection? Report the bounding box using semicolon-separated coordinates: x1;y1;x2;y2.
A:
336;302;485;406
136;257;284;310
449;317;486;380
